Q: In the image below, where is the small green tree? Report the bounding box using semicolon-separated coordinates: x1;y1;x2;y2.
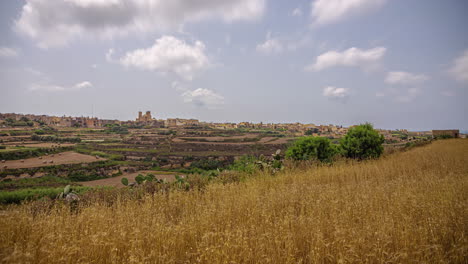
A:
340;123;384;160
285;136;338;162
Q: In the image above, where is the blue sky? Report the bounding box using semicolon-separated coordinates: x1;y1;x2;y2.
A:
0;0;467;131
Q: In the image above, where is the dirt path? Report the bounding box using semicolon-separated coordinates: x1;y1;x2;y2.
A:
79;170;178;188
0;151;106;169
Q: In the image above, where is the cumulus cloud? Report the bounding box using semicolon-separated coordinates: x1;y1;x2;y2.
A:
322;86;349;100
182;88;224;108
311;0;386;25
0;47;19;57
385;71;429;85
29;81;93;92
256;33;283;55
15;0;266;48
306;47;386;71
449;49;468;83
118;36;210;80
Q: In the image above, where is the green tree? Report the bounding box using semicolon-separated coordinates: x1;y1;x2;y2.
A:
286;136;338;162
340;123;384;160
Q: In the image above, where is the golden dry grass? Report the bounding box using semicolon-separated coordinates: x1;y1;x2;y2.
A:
1;139;467;263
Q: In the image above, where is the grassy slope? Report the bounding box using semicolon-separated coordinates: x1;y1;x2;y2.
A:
0;139;467;263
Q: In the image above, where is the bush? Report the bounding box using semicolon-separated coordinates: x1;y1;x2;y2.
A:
285;136;338;162
304;128;319;135
229;155;258;174
190;159;224;171
340;123;384;160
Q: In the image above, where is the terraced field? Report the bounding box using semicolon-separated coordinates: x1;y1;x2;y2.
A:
1;151;106;169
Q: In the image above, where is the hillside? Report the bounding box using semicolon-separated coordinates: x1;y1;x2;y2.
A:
0;139;467;263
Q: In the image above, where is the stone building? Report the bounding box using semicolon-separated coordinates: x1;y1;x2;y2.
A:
136;111;153;122
432;130;459;138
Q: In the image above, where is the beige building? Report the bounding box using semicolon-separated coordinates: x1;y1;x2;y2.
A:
432;130;459;138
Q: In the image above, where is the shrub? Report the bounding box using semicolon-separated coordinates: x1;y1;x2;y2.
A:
229;155;258;174
304;128;319;135
340;123;384;160
285;136;338;162
190;159;224;171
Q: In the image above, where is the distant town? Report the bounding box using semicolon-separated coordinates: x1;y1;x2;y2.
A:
0;111;462;142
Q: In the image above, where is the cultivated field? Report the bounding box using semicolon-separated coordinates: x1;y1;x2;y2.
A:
1;151;106;169
0;139;466;263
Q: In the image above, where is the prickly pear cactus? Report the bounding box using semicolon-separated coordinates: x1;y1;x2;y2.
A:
63;185;71;195
121;177;129;186
135;174;145;184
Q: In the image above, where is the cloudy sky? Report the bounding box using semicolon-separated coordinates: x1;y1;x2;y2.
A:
0;0;467;131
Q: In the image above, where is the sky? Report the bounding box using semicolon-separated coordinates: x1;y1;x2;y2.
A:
0;0;467;131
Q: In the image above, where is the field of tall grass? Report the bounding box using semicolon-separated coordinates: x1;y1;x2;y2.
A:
0;139;466;263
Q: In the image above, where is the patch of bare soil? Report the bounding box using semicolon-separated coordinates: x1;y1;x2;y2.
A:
264;137;291;144
0;151;106;169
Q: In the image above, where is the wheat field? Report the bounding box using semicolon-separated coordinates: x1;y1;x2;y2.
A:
0;139;467;263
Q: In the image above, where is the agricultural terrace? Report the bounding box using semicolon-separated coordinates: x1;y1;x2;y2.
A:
0;139;466;263
0;124;434;204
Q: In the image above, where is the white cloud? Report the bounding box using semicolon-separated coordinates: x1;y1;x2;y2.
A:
449;49;468;83
15;0;266;48
395;87;421;103
182;88;224;108
385;71;429;85
306;46;386;71
0;47;19;57
118;36;210;80
105;48;114;62
291;8;302;17
29;81;93;92
256;32;283;55
322;86;349;99
171;81;187;92
74;81;93;89
311;0;386;25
